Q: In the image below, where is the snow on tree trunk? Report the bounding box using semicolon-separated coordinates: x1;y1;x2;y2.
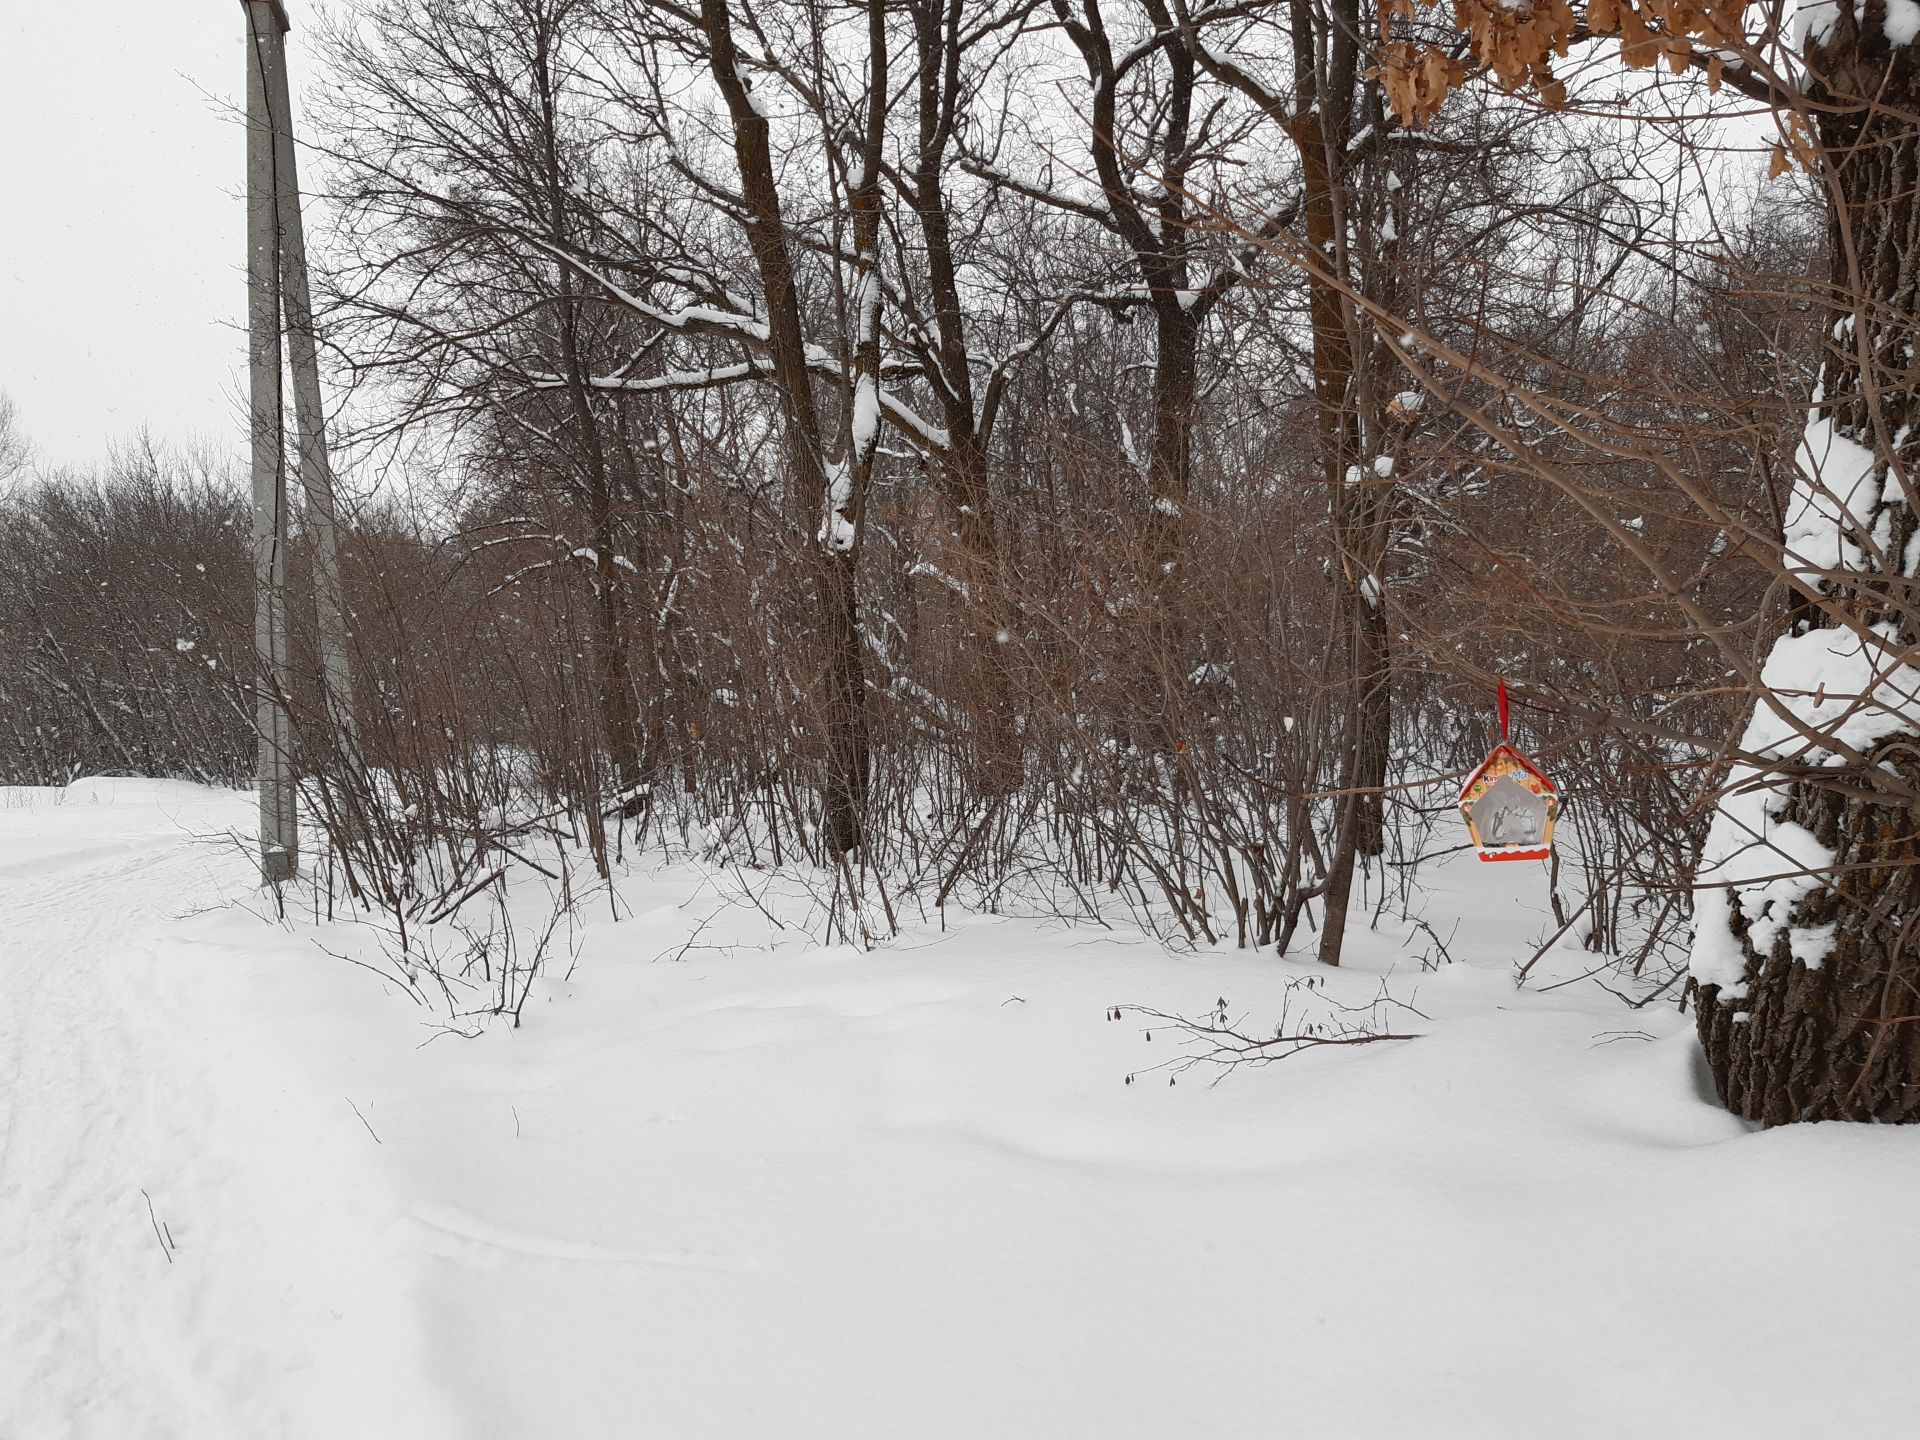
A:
1691;11;1920;1122
701;0;873;854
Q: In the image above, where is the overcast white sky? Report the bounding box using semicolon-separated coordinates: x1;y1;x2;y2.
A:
0;3;322;472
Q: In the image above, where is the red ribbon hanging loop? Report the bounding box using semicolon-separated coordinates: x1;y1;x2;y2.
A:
1497;678;1509;742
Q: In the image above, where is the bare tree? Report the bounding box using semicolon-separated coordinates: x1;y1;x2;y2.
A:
0;393;30;483
320;0;662;815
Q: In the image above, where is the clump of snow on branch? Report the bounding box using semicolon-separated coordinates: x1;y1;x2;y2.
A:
818;460;856;554
1784;416;1880;581
849;376;880;459
1742;623;1920;761
1691;619;1920;993
1800;0;1920;47
1691;776;1834;996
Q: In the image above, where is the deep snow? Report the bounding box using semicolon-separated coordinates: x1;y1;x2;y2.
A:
4;779;1919;1438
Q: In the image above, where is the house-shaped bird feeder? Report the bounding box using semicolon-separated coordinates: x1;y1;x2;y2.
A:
1458;743;1559;862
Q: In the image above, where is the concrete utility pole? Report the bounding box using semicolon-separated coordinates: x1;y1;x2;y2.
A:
264;10;360;760
244;0;359;882
246;0;298;882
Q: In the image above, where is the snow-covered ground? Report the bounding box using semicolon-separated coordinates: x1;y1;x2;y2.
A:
4;779;1918;1438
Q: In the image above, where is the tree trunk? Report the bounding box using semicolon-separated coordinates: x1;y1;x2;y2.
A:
1350;565;1391;858
1693;17;1920;1122
1139;298;1198;748
1178;0;1396;954
1051;0;1202;752
1697;750;1920;1123
590;495;648;817
528;13;649;820
1286;8;1381;965
908;0;1023;796
703;0;870;853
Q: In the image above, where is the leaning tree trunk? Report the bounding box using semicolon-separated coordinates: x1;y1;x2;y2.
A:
1692;15;1920;1123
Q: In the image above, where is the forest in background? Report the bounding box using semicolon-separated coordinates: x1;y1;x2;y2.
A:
3;0;1912;1122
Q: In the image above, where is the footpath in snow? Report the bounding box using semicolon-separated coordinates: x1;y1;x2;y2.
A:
3;779;1919;1439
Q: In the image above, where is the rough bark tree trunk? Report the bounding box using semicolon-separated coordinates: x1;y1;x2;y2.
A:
1693;16;1920;1122
1697;754;1920;1123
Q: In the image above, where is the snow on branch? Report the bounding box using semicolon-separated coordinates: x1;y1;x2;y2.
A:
522;361;772;394
957;155;1117;229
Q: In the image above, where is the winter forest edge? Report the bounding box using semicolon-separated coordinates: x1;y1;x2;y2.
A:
5;0;1920;1432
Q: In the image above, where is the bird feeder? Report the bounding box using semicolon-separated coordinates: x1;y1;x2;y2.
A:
1458;683;1559;862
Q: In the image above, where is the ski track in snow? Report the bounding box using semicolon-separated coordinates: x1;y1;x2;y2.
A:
0;818;229;1438
6;780;1920;1438
410;1201;758;1273
0;784;450;1440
